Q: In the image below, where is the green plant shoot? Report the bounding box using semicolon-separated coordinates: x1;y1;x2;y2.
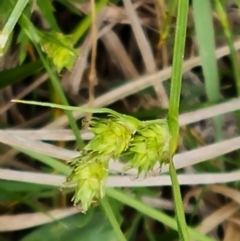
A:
12;99;171;212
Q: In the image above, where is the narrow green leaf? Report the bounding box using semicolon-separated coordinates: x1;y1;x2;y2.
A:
100;197;127;241
214;0;240;95
15;8;85;149
0;61;43;89
0;0;28;55
193;0;220;102
106;188;216;241
167;0;190;240
16;147;71;175
193;0;223;154
11;99;128;119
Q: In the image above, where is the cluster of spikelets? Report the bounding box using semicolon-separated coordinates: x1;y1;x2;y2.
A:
65;114;171;212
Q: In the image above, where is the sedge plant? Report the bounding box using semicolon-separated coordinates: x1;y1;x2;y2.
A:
11;102;172;209
12;0;190;239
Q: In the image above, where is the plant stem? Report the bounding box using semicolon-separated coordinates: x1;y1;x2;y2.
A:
100;196;127;241
167;0;189;240
169;161;189;240
168;0;189;148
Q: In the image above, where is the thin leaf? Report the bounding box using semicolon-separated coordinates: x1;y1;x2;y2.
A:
11;99;129;119
15;7;85;149
167;0;190;240
0;61;43;89
193;0;223;145
0;0;28;55
17;147;71;175
106;188;216;241
100;197;127;241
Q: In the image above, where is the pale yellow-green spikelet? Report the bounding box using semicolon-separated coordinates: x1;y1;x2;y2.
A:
84;116;139;159
123;119;171;176
65;153;109;212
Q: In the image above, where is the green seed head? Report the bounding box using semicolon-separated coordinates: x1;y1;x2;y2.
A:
120;114;140;132
122;119;171;176
84;117;137;159
65;153;109;212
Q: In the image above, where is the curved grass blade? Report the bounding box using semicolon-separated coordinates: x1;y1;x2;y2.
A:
12;99;131;119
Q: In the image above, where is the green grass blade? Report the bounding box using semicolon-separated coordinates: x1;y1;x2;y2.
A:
193;0;220;102
168;0;189;153
0;60;43;88
100;197;127;241
214;0;240;95
34;47;84;149
167;0;190;240
106;188;216;241
0;0;28;55
169;161;189;240
16;148;71;175
192;0;223;156
11;99;127;118
15;9;84;149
